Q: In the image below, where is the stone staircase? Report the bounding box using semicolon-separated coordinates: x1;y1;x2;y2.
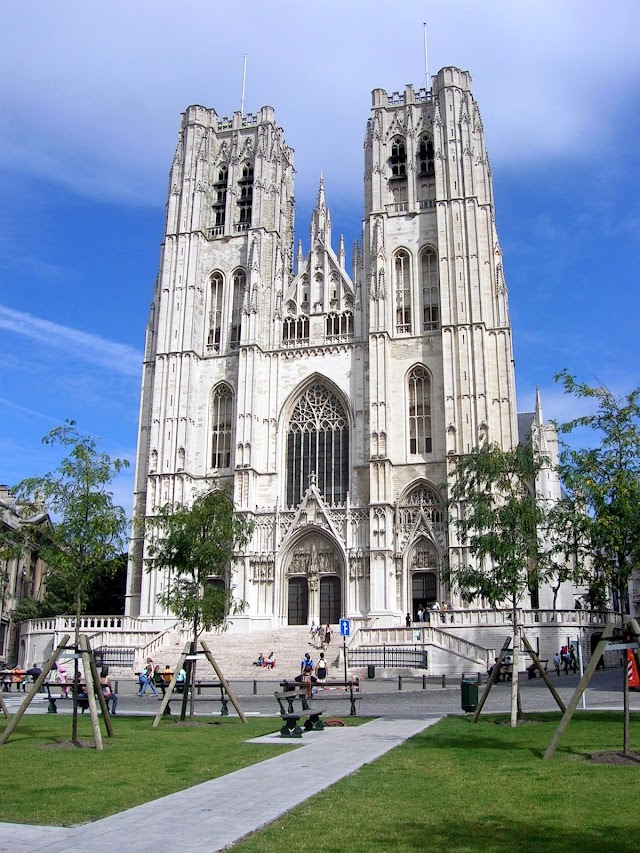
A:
113;625;341;682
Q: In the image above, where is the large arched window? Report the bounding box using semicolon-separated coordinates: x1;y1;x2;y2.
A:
389;137;407;178
230;269;245;349
420;248;439;331
417;136;434;176
408;366;432;454
207;271;223;351
394;250;412;333
213;166;228;227
238;162;254;224
286;383;349;507
211;384;233;469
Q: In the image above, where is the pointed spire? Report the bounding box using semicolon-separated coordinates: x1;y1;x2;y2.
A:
296;239;304;274
310;174;332;245
339;234;345;269
535;386;543;425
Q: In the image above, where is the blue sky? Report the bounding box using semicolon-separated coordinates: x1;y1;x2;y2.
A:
1;0;639;517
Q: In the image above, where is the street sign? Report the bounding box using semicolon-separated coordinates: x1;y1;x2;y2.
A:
339;618;350;637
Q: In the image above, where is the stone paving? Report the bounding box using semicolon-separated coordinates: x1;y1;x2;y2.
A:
0;667;637;853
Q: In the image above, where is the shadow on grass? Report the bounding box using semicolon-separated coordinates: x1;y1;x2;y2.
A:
371;816;638;853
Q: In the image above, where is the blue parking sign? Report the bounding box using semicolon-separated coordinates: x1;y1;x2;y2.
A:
339;618;350;637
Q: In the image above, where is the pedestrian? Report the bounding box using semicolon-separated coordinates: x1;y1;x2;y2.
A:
316;652;328;682
417;606;423;623
100;666;118;715
405;612;411;628
153;665;167;696
323;625;331;650
138;658;158;696
553;653;561;676
309;620;317;641
300;652;313;674
568;644;577;673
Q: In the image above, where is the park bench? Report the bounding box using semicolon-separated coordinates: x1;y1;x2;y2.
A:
164;680;230;716
274;686;324;737
526;659;549;679
44;683;89;714
280;678;361;716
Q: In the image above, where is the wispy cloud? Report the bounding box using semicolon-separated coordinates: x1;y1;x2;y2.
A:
0;396;62;425
0;305;141;377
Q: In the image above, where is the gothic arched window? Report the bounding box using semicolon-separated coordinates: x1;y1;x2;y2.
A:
230;269;245;349
286;384;349;507
394;250;412;333
238;162;254;224
207;271;223;351
390;137;407;178
408;366;432;454
421;248;439;331
417;135;434;176
211;383;233;469
213;166;228;227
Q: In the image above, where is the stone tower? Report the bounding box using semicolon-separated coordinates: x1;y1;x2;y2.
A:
127;68;562;631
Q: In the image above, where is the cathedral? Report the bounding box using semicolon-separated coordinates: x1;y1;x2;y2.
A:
125;66;567;633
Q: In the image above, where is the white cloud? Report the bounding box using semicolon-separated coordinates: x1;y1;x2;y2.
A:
1;1;639;209
0;305;141;377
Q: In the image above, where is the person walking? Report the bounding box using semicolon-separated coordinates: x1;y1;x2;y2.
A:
138;658;158;696
316;652;328;683
323;625;331;650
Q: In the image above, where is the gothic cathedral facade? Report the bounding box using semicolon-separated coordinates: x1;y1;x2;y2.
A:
126;67;563;631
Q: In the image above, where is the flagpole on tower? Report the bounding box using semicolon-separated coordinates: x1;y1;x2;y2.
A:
423;22;430;91
240;52;247;115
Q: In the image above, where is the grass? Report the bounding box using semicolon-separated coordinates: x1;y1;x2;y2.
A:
232;712;640;853
0;714;292;826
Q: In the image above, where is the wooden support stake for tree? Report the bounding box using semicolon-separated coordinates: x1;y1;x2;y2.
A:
0;695;11;720
520;631;566;713
0;633;71;746
79;635;103;751
82;636;113;738
152;641;191;728
542;622;615;761
180;642;196;721
471;637;512;723
200;639;247;724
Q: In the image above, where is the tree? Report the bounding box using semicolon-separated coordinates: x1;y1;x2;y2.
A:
145;485;252;716
6;421;129;743
447;440;552;727
554;370;640;619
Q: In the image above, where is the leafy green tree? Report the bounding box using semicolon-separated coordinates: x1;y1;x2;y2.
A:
555;370;640;619
7;420;129;743
145;485;252;716
447;440;552;726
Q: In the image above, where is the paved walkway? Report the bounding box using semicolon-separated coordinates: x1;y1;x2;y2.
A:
0;715;441;853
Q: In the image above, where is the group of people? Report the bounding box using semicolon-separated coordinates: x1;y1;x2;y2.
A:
309;622;332;649
137;656;186;697
295;650;329;693
409;603;454;626
252;652;276;669
553;644;578;675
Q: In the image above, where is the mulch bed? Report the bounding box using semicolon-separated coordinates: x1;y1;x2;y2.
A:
590;751;640;766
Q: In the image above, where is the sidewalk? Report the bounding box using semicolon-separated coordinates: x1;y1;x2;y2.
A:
0;715;441;853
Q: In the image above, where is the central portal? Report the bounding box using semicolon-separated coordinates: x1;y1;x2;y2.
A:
285;532;343;625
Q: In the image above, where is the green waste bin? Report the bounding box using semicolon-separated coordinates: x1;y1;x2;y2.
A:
461;678;478;712
367;665;375;679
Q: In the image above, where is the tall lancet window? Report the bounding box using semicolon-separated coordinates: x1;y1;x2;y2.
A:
230;269;245;349
408;366;432;454
390;137;407;177
417;136;435;176
394;250;412;333
207;271;223;351
421;248;440;331
211;383;233;469
213;166;227;228
238;162;254;225
286;384;349;508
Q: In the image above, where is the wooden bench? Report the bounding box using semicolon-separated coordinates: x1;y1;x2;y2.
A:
526;659;549;679
44;683;89;714
274;687;324;737
280;678;362;716
165;680;230;716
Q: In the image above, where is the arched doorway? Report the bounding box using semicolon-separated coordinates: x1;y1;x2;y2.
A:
412;571;437;619
288;577;309;625
320;576;341;625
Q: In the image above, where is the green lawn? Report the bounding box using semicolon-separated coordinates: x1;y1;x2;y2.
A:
0;715;291;826
232;712;639;853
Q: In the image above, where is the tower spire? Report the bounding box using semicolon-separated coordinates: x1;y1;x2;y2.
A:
310;173;331;244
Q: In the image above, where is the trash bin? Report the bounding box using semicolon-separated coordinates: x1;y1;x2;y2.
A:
461;678;478;712
367;664;375;679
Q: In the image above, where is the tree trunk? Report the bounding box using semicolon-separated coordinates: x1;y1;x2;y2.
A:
510;603;519;728
72;592;81;745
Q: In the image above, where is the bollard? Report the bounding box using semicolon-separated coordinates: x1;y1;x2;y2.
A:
253;679;257;695
477;672;482;684
422;674;426;689
441;674;446;688
398;676;403;690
